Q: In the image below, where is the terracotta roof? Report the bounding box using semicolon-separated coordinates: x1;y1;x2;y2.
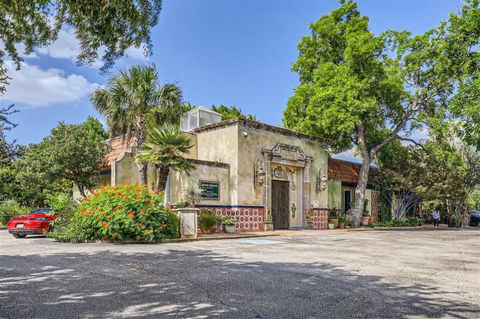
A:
328;158;377;184
104;136;136;165
192;118;330;145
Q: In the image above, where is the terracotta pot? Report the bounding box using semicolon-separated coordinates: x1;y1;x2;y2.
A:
338;222;345;229
200;224;217;234
361;216;370;226
329;218;339;228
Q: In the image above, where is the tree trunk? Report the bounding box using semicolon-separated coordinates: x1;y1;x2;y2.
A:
157;166;170;192
350;157;371;227
78;185;87;198
349;120;371;227
135;115;148;184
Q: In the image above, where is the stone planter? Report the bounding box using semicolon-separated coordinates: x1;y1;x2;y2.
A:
224;224;235;233
361;216;370;226
174;208;199;238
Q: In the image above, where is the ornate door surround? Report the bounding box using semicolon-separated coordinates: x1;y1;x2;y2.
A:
262;143;313;231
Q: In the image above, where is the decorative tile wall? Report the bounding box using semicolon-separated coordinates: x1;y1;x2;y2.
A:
202;207;265;232
306;209;329;230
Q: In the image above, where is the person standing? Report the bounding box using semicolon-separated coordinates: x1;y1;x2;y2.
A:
433;209;440;227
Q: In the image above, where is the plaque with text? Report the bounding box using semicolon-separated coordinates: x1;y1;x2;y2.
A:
199;181;220;200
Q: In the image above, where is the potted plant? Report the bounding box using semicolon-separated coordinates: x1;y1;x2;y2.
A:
183;179;202;208
328;210;339;228
338;214;346;229
223;217;237;233
198;209;221;234
361;211;370;226
360;199;370;226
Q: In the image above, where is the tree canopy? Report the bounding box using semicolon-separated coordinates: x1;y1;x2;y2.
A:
211;105;257;121
0;0;162;93
14;117;109;200
283;0;479;226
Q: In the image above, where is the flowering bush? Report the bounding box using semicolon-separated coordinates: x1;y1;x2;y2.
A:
50;184;179;242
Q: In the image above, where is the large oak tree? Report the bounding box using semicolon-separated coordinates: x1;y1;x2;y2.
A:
283;0;479;226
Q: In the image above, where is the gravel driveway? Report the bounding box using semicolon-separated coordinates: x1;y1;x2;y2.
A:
0;229;478;318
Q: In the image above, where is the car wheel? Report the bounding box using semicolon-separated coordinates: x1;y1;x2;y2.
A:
13;234;27;238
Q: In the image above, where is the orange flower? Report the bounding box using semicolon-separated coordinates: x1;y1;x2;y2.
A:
137;222;143;228
136;235;141;241
89;212;94;217
107;215;112;220
161;223;167;230
123;196;129;200
128;212;134;219
101;222;109;229
144;199;150;204
111;233;118;239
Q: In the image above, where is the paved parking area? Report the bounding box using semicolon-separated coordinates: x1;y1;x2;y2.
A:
0;229;479;318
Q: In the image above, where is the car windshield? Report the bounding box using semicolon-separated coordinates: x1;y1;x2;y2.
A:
31;209;52;214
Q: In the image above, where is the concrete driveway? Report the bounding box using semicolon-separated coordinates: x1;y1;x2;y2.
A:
0;229;478;318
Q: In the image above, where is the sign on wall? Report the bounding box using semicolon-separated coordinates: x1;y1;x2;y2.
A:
199;181;220;200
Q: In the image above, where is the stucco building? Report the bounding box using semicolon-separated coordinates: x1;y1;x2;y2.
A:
80;107;379;231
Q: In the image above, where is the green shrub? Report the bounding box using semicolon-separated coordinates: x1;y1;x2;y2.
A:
46;200;78;238
370;217;423;228
0;200;30;226
199;209;221;231
49;184;179;242
47;193;71;211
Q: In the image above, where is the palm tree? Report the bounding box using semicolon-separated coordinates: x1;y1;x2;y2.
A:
136;124;194;192
91;65;183;184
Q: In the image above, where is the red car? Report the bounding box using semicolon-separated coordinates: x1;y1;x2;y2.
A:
7;208;57;238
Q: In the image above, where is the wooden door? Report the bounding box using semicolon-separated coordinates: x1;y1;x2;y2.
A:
272;180;290;229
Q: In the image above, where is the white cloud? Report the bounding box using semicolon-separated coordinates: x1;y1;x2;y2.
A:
0;61;99;107
36;29;148;66
125;46;149;60
37;29;80;61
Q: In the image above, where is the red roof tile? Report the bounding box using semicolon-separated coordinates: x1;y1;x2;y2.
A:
104;136;136;165
328;158;376;184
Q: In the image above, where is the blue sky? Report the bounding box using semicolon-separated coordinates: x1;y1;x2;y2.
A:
2;0;462;159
